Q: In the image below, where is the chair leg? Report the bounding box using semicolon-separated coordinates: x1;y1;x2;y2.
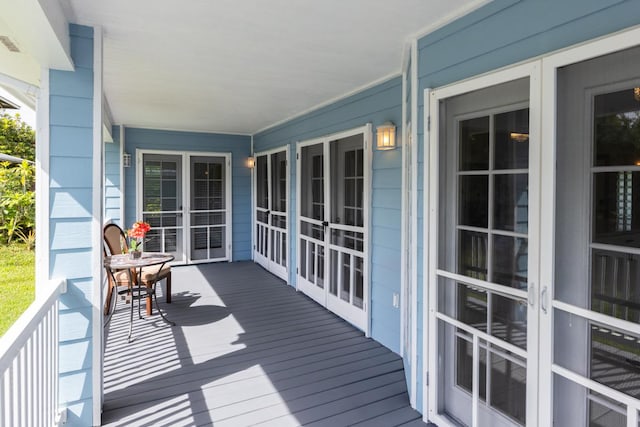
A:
104;279;114;315
146;283;153;316
166;274;172;304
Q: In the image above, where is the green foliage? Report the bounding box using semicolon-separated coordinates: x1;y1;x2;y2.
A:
0;113;35;162
0;114;36;243
0;243;35;337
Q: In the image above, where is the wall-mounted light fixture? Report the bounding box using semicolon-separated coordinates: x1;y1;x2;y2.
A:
376;121;396;150
634;87;640;102
509;132;529;142
246;156;255;168
123;152;131;168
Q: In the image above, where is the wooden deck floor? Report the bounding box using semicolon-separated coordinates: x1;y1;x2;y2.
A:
102;261;428;427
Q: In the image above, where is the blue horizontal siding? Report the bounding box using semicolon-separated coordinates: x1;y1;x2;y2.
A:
123;127;252;261
254;76;403;353
50;127;93;157
50;189;92;218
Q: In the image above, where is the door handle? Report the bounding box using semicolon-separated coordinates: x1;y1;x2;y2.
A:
541;286;548;314
528;283;536;307
322;221;329;233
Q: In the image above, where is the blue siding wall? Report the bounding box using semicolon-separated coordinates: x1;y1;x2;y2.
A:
49;24;97;426
104;125;121;225
254;77;403;353
414;0;640;412
122;128;252;261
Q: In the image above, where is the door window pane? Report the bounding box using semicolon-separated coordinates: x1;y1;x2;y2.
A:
593;171;640;248
495;108;529;170
459;175;488;228
460;116;490;171
594;89;640;167
300;144;324;220
494;174;528;233
256;155;268;209
492;235;528;289
458;230;488;280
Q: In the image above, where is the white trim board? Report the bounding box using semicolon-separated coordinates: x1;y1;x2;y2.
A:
91;26;104;424
35;67;50;295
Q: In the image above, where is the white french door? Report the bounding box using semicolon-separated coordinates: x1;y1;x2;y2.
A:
296;125;371;332
540;42;640;427
137;150;232;264
427;65;541;427
426;29;640;427
253;147;289;281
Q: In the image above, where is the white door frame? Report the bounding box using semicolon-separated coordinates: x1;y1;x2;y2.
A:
136;149;233;264
296;124;372;335
425;61;542;427
252;145;290;282
538;25;640;427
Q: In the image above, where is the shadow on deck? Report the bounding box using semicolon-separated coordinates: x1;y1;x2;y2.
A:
101;261;428;427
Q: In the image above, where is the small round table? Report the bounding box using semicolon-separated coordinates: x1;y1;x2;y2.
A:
104;252;175;342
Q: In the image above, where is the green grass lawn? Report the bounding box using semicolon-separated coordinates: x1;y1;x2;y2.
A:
0;243;35;337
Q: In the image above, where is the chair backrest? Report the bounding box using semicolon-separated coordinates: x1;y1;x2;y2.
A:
104;223;128;256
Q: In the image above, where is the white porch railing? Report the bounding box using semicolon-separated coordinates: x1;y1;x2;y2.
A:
0;279;67;426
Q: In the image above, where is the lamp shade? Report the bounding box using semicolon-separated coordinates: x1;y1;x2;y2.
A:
246;156;255;168
376;122;396;150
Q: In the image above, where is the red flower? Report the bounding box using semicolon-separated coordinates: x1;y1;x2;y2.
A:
127;221;151;251
128;221;151;239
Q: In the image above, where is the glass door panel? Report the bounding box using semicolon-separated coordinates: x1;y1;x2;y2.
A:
269;150;288;278
297;143;326;304
253;149;288;280
189;156;227;262
326;135;365;324
141;153;184;262
254;154;270;268
435;78;532;426
553;46;640;426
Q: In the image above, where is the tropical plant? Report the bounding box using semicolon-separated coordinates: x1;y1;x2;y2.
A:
0;113;35;162
0;114;36;245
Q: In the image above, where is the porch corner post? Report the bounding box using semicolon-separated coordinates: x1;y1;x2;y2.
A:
46;23;104;426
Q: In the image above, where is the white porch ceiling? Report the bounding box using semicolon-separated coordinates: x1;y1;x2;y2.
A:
63;0;485;135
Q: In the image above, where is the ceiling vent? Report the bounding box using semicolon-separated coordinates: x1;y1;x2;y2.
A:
0;36;20;53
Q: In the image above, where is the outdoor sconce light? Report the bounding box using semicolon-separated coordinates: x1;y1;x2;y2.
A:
123;152;131;168
634;87;640;102
246;156;255;168
376;121;396;150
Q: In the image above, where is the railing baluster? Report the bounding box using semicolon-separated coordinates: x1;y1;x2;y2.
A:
0;279;66;426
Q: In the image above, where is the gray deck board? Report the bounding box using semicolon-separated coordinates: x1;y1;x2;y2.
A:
102;261;427;427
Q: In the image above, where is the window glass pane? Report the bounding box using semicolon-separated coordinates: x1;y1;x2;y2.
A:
458;230;488;280
459;175;488;228
591;249;640;322
300;144;324;220
495;108;529;170
494;174;528;233
594;89;640;167
459;116;489;171
492;235;528;289
256;155;268;209
593;171;640;248
590;322;640;400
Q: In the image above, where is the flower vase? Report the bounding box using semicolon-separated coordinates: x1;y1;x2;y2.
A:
130;250;142;260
